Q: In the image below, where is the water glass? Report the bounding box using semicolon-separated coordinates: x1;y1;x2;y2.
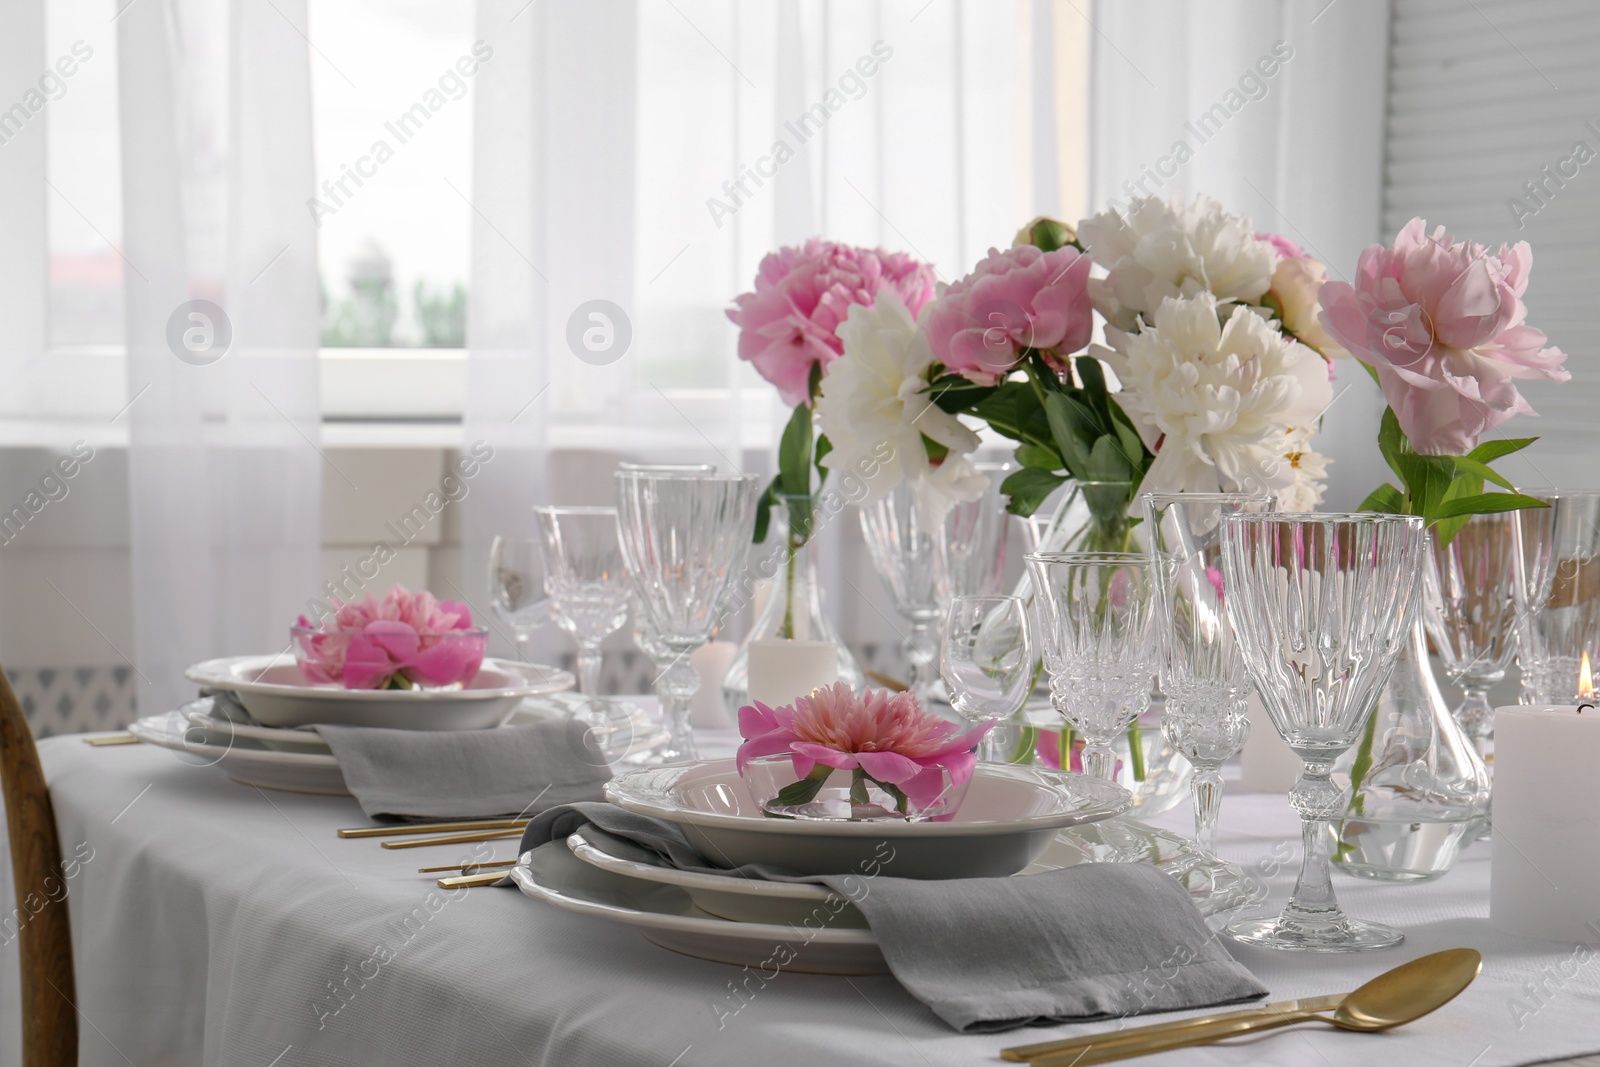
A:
941;595;1033;762
1143;492;1272;856
487;535;549;661
1221;512;1426;952
1024;552;1166;781
615;471;757;762
533;506;630;696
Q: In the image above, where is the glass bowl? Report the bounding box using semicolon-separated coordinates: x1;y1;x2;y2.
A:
290;625;489;690
740;754;972;823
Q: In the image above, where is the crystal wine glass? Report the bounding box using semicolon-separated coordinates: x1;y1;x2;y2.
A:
1515;491;1600;703
1221;512;1426;952
1143;492;1273;858
861;481;943;704
533;506;631;697
617;462;714;671
615;470;757;762
937;462;1014;601
1421;511;1524;749
941;595;1033;763
487;535;550;661
1024;552;1167;781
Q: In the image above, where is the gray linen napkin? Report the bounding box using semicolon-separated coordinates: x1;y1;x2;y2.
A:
517;802;1266;1032
314;719;611;821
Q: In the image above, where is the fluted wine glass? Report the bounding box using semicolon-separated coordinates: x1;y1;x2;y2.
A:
1221;512;1426;952
1144;492;1273;857
617;462;715;675
1025;552;1167;781
941;595;1033;762
615;471;757;762
533;506;630;697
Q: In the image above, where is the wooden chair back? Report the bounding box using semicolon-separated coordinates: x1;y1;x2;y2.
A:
0;669;77;1065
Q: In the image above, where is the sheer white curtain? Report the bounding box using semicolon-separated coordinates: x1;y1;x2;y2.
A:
1087;0;1393;508
462;0;1057;656
117;0;323;712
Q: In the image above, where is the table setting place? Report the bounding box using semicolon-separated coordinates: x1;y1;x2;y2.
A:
20;203;1600;1067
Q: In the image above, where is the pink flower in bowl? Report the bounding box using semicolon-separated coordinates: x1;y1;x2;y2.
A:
293;586;486;690
737;682;994;820
1317;217;1569;455
726;239;937;407
922;244;1094;384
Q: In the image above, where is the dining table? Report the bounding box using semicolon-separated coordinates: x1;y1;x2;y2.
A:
3;707;1600;1067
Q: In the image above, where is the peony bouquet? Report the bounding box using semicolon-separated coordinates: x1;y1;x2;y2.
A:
737;682;994;821
1318;217;1567;544
293;586;487;690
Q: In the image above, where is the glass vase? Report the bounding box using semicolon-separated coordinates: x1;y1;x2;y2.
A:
1008;480;1191;815
723;495;863;716
1332;619;1491;882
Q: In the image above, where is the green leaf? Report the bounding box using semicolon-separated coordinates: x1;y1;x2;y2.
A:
1086;433;1134;483
1450;455;1515;492
1376;407;1409;484
1359;483;1405;513
776;402;813;498
1043;392;1097;476
771;766;833;808
1014;441;1063;470
751;475;780;543
1467;436;1537;464
814;433;833;471
1430;492;1551;522
1108;403;1150;478
1000;467;1068;517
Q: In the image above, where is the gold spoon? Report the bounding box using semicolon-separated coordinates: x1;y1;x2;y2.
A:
1025;947;1483;1066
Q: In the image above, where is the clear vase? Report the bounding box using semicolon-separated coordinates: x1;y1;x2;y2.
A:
723;495;863;716
1332;620;1491;882
1011;480;1192;816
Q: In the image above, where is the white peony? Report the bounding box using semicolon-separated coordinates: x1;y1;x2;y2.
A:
816;294;988;525
1078;195;1277;333
1097;291;1332;504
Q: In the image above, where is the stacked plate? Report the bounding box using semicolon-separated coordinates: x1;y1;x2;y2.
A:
130;655;670;794
511;759;1252;974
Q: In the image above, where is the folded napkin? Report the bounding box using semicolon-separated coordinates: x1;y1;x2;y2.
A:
314;719;612;821
516;803;1267;1032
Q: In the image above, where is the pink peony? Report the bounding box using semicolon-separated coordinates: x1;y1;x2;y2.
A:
1317;218;1569;455
922;244;1094;385
726;240;937;407
295;585;485;690
736;682;993;811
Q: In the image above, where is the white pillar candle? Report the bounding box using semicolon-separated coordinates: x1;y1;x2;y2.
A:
747;639;837;708
1239;690;1300;793
1492;704;1600;944
689;640;738;729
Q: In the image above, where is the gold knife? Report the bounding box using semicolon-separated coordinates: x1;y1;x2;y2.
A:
438;870;511;889
1002;994;1343;1063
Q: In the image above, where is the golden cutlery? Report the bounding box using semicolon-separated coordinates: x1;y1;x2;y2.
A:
417;859;516;874
437;870;511;889
338;817;529;839
84;733;140;746
1001;994;1343;1061
1025;948;1482;1066
864;670;909;692
380;828;525;850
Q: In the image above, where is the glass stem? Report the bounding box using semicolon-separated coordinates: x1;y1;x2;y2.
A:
577;641;603;696
1081;740;1116;781
1191;763;1224;857
656;646;701;762
905;616;938;702
513;633;530;663
1454;684;1495;756
1282;759;1347;929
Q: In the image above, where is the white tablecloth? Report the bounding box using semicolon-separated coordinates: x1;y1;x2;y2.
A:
3;727;1599;1067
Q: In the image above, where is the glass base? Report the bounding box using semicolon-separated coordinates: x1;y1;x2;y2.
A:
1225;913;1405;952
1333;817;1476;884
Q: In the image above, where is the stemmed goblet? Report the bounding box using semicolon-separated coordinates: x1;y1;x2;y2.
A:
1143;492;1273;857
487;535;550;661
860;481;943;704
532;506;631;697
1024;552;1167;781
617;462;715;677
941;595;1033;763
615;470;757;763
937;462;1014;602
1221;512;1426;952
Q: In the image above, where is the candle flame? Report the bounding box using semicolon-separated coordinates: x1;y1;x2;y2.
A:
1581;651;1595;701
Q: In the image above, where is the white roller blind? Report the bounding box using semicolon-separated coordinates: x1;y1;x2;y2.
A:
1385;0;1597;489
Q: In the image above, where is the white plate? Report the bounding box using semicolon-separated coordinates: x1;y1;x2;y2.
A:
566;817;1243;926
185;654;575;730
511;841;887;975
129;707;351;795
604;759;1131;878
